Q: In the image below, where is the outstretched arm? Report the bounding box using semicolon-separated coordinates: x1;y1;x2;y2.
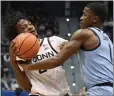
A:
20;29;91;70
9;41;32;92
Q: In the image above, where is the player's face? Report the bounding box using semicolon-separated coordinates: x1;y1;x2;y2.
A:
16;19;38;36
80;7;95;29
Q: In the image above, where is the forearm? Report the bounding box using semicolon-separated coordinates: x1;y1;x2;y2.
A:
23;40;79;71
27;56;62;70
10;60;31;92
9;42;31;92
26;43;77;70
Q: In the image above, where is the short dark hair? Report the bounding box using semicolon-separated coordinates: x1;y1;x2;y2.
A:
3;10;28;42
86;2;107;23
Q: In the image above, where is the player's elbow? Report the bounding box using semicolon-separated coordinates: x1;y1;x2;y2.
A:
19;85;31;92
46;55;64;69
52;56;64;68
21;87;31;92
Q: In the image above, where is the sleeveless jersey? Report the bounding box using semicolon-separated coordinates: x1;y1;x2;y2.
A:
17;36;70;96
79;27;113;89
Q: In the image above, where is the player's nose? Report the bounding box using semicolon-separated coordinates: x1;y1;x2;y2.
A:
28;25;33;31
80;15;83;21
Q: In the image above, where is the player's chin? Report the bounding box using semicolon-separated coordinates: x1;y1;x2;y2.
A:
80;23;83;29
32;32;38;37
28;31;38;37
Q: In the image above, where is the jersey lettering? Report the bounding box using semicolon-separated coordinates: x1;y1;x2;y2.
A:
32;51;55;74
32;51;55;62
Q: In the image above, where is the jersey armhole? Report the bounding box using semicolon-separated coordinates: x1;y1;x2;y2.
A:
40;38;44;46
47;37;64;66
47;37;58;54
81;28;101;51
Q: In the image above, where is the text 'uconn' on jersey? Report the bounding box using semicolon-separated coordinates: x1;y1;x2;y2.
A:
32;51;54;62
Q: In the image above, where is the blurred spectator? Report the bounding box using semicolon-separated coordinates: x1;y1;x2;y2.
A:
32;11;40;32
11;79;19;91
38;24;46;38
1;75;11;90
39;24;46;31
103;25;113;42
32;9;60;38
1;53;9;78
2;52;15;78
53;26;60;35
46;28;53;37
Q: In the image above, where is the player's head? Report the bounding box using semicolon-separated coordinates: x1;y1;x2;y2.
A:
4;11;38;42
80;2;107;29
16;19;37;36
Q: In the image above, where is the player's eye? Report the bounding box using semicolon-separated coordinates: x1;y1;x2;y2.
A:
83;13;86;16
21;25;27;29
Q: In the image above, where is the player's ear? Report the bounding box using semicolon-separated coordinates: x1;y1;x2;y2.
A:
93;16;99;23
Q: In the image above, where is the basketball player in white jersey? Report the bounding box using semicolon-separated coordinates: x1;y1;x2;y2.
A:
4;11;71;96
16;35;71;96
20;2;113;96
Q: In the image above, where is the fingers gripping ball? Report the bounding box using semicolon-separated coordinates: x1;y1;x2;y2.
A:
15;33;40;60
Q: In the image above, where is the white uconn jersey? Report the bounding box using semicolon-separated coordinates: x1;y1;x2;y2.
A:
79;27;113;89
17;36;70;96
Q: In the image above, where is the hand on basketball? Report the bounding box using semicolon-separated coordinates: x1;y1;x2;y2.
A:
9;40;19;64
10;39;19;54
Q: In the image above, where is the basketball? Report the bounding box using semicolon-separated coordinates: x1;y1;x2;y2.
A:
14;32;40;60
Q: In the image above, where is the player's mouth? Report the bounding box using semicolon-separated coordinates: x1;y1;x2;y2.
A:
31;30;38;37
28;29;35;33
31;30;35;33
80;21;83;27
80;21;83;25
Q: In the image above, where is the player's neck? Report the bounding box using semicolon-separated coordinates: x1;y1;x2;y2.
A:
92;23;103;29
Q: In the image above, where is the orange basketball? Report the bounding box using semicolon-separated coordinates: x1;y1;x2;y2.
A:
15;33;40;60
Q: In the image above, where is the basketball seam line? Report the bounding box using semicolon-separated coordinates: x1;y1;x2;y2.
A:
17;37;38;57
16;33;32;55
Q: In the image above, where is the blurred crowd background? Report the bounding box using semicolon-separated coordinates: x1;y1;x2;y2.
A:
1;1;113;95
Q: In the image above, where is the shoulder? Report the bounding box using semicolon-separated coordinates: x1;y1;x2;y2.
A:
71;29;94;41
48;36;68;51
50;35;66;40
49;35;68;42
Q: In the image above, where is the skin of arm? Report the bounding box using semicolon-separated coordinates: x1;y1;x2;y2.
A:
59;41;69;50
76;86;86;96
9;41;32;92
19;29;93;70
